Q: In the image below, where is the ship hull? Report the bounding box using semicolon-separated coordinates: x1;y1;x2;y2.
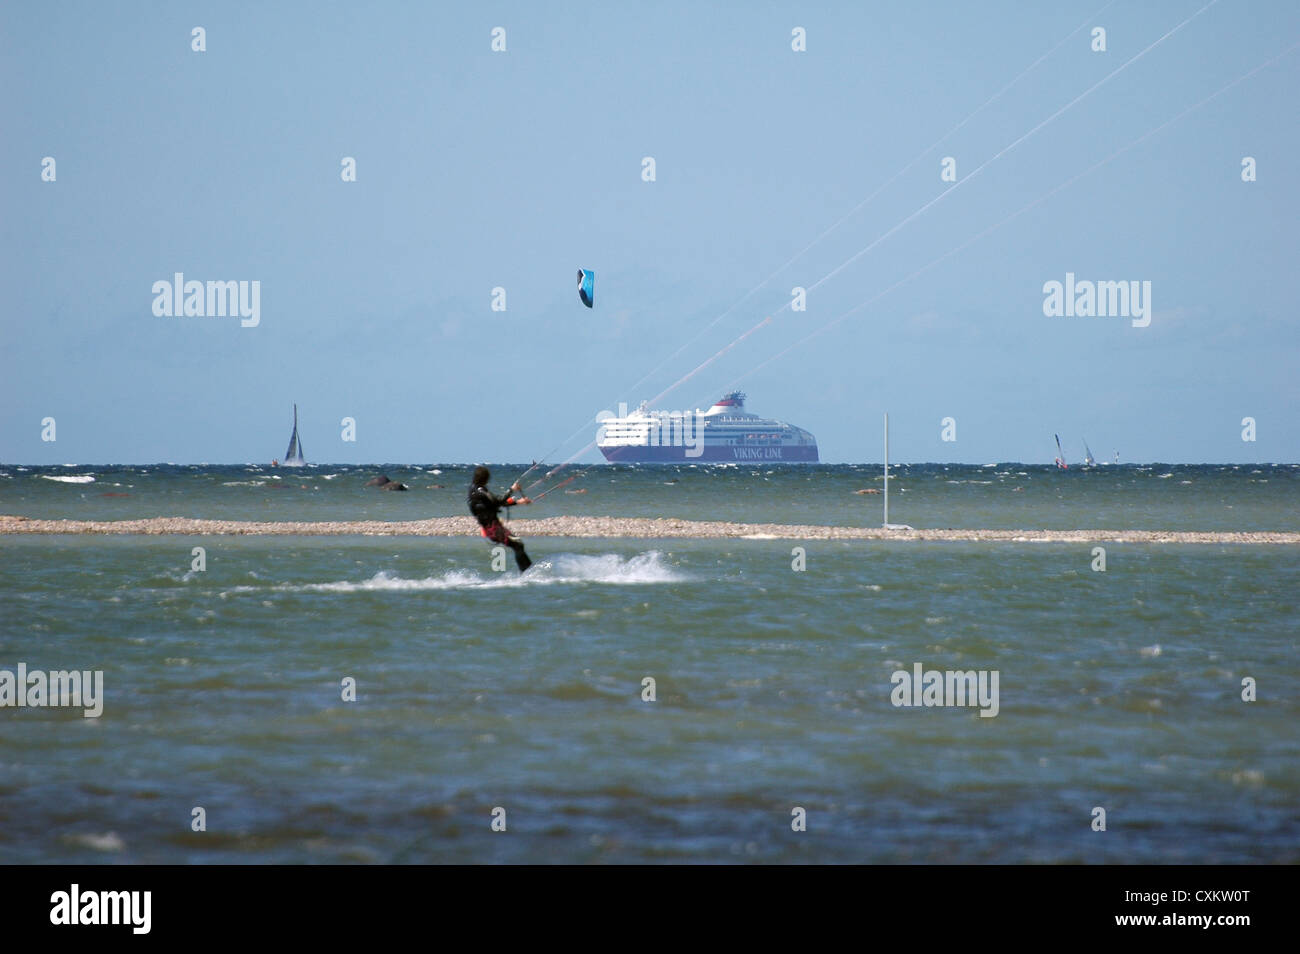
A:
599;444;819;463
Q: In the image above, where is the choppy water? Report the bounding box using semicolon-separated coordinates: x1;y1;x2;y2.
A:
1;465;1298;862
3;462;1298;531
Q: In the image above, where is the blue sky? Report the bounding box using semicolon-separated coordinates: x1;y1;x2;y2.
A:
2;1;1296;464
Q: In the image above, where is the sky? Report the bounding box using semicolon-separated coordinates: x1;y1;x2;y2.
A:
2;1;1297;465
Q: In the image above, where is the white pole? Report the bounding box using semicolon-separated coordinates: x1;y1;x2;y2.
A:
883;411;889;527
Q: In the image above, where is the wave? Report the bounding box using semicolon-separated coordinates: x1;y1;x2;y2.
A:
61;832;125;853
40;474;95;484
224;551;685;595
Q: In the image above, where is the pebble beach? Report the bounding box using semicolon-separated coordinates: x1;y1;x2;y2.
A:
3;513;1297;543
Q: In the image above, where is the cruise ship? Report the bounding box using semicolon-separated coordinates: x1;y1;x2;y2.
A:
597;392;818;462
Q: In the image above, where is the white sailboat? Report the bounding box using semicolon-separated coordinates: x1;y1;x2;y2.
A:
283;404;306;467
1083;439;1096;468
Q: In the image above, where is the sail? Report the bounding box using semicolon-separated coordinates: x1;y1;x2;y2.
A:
1054;434;1067;469
577;269;595;308
1083;440;1096;467
284;404;305;465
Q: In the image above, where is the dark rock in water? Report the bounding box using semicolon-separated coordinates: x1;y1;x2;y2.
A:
365;474;409;491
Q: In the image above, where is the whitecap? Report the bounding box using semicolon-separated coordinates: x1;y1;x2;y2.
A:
63;832;125;852
224;551;685;594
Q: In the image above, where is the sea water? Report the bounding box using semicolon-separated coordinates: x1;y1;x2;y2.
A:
1;464;1297;862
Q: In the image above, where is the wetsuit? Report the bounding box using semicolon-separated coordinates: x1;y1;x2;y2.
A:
468;484;532;571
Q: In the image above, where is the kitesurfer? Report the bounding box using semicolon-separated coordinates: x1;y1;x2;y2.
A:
468;466;533;571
